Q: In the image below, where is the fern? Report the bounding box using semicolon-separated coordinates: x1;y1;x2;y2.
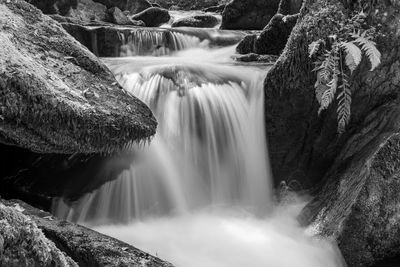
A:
309;40;322;58
340;42;362;73
311;25;381;134
351;32;381;71
337;75;352;134
318;71;338;114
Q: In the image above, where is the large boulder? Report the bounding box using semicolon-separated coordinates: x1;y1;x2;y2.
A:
26;0;78;15
1;199;173;267
171;14;219;28
0;1;156;154
300;132;400;267
106;6;134;25
236;13;298;55
67;0;107;21
93;0;152;14
130;7;170;27
220;0;280;30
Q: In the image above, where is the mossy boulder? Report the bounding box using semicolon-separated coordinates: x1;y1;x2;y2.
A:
1;199;173;266
0;0;156;154
0;202;77;267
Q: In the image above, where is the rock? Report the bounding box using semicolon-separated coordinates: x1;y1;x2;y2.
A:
220;0;280;30
171;14;219;28
236;34;257;54
236;13;298;55
233;53;278;63
0;142;137;206
93;0;152;14
67;0;107;22
26;0;78;15
254;13;298;54
59;23;243;57
301;132;400;267
1;199;173;267
277;0;303;15
128;0;152;14
131;19;146;26
203;4;226;13
0;201;78;266
0;1;156;154
49;14;82;23
106;7;134;25
130;7;170;27
151;0;224;10
263;0;400;264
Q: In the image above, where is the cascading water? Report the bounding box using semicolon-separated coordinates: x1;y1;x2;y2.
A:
53;24;345;267
54;48;271;223
118;29;204;56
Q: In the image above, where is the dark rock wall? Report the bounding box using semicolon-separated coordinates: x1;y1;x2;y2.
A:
221;0;281;30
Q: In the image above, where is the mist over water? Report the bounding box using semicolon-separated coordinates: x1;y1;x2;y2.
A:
53;26;345;267
94;204;345;267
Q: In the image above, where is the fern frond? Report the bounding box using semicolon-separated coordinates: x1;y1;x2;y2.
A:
340;42;362;73
309;40;322;58
351;33;381;71
315;68;330;86
318;73;338;114
315;84;328;104
337;75;352;134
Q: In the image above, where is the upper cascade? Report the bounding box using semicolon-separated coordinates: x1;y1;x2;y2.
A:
118;29;204;56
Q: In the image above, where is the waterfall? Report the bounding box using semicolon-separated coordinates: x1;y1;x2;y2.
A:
52;25;344;267
118;29;204;57
54;54;272;224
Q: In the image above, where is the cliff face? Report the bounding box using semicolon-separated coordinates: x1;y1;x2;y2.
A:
0;0;157;154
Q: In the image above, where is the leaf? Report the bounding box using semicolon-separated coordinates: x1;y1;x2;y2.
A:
309;40;321;58
351;32;381;71
316;68;330;86
318;73;338;114
340;42;362;73
315;84;329;104
337;76;352;134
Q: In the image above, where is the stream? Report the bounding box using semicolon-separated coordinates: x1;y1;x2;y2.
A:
52;16;345;267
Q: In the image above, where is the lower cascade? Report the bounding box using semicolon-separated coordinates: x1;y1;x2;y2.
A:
53;29;345;267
